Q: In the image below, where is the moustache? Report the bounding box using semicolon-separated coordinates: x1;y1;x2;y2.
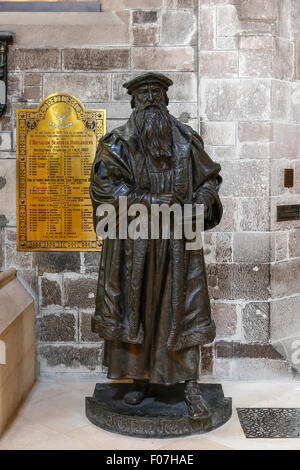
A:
136;103;167;111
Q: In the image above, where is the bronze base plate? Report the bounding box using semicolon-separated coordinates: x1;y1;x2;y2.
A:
85;382;232;438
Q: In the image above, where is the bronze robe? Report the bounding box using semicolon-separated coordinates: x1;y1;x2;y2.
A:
90;114;222;384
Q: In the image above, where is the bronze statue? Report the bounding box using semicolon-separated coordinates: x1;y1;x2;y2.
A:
89;72;222;422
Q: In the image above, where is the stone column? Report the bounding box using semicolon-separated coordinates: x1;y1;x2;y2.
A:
199;0;298;380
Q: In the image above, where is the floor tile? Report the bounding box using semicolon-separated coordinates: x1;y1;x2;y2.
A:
2;379;300;450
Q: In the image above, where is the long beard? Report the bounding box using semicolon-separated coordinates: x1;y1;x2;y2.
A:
134;104;173;160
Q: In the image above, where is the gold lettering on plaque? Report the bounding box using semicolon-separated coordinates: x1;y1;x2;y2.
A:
16;93;105;251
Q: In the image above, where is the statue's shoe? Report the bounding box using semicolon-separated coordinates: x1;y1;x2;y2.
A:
184;382;211;420
123;382;147;405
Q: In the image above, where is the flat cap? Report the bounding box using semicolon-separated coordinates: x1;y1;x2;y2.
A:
123;72;173;95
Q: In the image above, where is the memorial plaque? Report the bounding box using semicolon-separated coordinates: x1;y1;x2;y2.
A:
16;93;105;251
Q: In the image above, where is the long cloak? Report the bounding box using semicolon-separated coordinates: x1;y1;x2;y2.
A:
90;114;222;384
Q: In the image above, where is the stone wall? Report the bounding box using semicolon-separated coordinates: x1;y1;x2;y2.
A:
0;0;299;380
199;0;298;380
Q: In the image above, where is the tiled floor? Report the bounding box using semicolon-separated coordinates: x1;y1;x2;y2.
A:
1;380;300;450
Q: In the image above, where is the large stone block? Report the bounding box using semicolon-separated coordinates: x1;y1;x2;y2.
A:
106;119;127;133
296;161;300;194
217;37;237;50
200;51;238;78
166;72;197;101
178;0;195;8
289;230;300;258
211;302;237;336
112;72;135;101
200;5;216;50
233;232;270;263
239;0;278;21
32;252;80;274
40;276;62;307
214;357;231;379
200;345;214;376
43;73;111;102
271;123;300;159
239;137;270;158
292;0;300;34
238;121;273;142
0;133;11;151
271;258;300;298
0;11;131;48
215;232;232;263
217;5;240;37
270;159;294;196
291;82;300;122
24;86;41;102
38;344;102;371
208;263;270;301
201;0;239;3
8;48;60;72
0;160;16;226
131;47;195;71
101;0;163;9
271;295;300;341
160;11;197;46
270;231;288;262
201;121;235;146
64;275;98;309
271;79;290;120
216;341;281;360
63;48;130;71
132;10;158;24
202;79;271;121
270;195;300;232
209;197;237;232
242;302;270;343
204;232;232;263
80;312;101;342
132;26;158;46
37;313;77;342
238;142;270;159
0;118;11;133
7;73;22;97
83;252;101;274
213;145;237;160
23;73;41;86
203;232;216;264
5;245;32;270
272;38;294;81
168;102;197;120
112;71;197;102
86;102;131;119
296;37;300;80
239;36;273;78
219;160;269;197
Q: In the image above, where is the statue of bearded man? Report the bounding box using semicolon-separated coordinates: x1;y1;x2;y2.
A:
89;72;223;420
